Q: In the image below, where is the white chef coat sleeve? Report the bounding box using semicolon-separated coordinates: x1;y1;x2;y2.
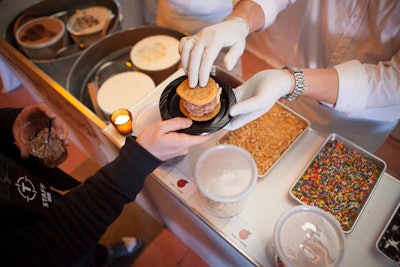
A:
249;0;295;30
332;51;400;122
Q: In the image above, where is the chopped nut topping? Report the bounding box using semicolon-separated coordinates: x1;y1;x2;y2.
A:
219;103;308;176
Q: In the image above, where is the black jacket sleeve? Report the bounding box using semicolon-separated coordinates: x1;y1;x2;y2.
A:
1;136;163;267
1;107;163;265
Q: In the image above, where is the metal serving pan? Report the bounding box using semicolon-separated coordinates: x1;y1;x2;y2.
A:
376;201;400;265
290;133;387;233
3;0;121;87
66;25;186;114
218;101;310;178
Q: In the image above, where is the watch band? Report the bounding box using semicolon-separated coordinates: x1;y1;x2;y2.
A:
282;66;306;101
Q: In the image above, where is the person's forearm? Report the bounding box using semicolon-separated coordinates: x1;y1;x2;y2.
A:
284;68;339;105
1;137;162;266
227;0;265;33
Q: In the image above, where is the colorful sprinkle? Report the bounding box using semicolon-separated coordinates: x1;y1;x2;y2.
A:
291;139;383;232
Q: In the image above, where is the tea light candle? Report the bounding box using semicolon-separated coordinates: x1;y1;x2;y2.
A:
110;109;133;135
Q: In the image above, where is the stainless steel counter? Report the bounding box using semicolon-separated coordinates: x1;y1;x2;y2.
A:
104;69;400;266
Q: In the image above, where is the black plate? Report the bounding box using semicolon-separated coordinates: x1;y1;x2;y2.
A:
159;75;236;135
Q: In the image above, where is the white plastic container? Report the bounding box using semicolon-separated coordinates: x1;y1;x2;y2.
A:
267;205;345;267
195;144;257;217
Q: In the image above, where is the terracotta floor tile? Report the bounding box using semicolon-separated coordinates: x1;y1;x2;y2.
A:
131;228;190;267
0;85;34;107
375;135;400;179
178;249;209;267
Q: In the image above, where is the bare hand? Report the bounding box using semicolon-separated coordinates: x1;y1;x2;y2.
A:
13;103;69;158
136;117;213;161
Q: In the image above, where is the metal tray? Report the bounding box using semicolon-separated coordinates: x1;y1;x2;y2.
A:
66;26;186;114
376;201;400;266
290;133;387;233
218;102;310;178
3;0;121;87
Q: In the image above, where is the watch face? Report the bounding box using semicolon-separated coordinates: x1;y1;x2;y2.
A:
159;75;236;135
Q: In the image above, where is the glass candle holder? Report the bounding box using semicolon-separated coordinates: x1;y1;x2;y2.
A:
110;109;133;135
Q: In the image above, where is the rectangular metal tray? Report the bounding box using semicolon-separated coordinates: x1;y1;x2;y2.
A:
290;133;387;233
218;102;310;178
376;201;400;265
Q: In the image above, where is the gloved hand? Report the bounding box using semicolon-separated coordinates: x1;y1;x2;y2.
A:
225;69;292;131
179;17;249;88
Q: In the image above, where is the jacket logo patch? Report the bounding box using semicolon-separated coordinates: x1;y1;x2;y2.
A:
15;176;37;202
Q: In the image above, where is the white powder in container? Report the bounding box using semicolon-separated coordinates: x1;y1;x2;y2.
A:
204;169;252;197
195;145;257;217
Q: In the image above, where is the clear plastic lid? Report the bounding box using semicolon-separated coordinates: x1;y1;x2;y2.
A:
274;205;345;267
195;144;257;203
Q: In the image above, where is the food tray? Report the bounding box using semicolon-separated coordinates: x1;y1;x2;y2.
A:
290;133;386;233
376;201;400;266
218;102;310;178
3;0;121;87
66;26;186;112
4;0;121;59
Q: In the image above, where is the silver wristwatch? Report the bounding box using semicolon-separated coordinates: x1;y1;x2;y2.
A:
282;66;306;101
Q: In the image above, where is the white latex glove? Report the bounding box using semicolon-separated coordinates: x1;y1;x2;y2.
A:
179;17;249;88
225;69;292;131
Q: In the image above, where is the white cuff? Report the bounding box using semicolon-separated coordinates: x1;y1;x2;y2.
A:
250;0;293;30
333;60;368;115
